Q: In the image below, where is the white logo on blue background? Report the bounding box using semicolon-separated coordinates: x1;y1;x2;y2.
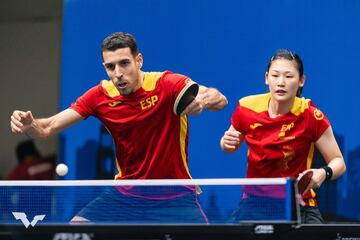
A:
12;212;46;228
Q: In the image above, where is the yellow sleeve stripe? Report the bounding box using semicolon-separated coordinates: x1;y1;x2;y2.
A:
179;115;192;178
306;142;315;169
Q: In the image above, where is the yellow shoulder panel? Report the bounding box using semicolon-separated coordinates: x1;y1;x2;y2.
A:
239;93;311;116
290;97;311;116
100;72;164;97
101;80;120;98
239;93;271;113
142;72;164;91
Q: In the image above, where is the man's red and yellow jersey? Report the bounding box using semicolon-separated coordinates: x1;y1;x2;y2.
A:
231;93;330;206
71;71;197;180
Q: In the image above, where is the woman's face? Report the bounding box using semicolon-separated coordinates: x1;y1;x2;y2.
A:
265;58;305;103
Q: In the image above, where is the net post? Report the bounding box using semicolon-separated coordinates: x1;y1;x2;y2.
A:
286;177;301;226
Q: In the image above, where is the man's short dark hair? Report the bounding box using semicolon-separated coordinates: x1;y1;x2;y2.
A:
101;32;138;58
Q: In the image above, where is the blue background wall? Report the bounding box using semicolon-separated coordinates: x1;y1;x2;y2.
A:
60;0;360;220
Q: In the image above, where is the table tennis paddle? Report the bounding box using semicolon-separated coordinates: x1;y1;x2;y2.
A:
174;83;199;115
296;170;313;195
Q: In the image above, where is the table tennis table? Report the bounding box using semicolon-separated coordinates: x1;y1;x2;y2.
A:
2;222;360;240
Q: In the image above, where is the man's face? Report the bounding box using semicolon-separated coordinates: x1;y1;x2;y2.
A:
102;47;143;95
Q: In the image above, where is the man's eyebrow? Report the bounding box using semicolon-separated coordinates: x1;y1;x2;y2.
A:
104;58;131;65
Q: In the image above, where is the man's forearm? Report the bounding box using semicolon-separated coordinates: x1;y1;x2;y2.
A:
203;88;228;111
25;118;52;139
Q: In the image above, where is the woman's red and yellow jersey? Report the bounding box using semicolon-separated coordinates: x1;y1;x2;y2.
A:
71;71;196;180
231;93;330;206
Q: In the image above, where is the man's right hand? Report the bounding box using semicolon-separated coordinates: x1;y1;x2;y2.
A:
10;110;34;134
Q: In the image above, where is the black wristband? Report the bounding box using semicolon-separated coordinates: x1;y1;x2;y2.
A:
321;166;333;181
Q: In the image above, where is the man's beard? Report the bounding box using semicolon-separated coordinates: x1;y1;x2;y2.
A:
119;88;132;95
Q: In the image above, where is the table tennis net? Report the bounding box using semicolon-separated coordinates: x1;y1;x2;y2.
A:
0;178;296;225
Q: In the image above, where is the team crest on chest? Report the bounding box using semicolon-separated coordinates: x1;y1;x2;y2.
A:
313;109;324;120
278;122;296;140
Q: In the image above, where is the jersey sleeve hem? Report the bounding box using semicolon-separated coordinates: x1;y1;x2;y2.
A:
172;80;197;115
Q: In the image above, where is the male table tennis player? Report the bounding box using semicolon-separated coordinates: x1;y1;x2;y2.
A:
10;32;227;223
